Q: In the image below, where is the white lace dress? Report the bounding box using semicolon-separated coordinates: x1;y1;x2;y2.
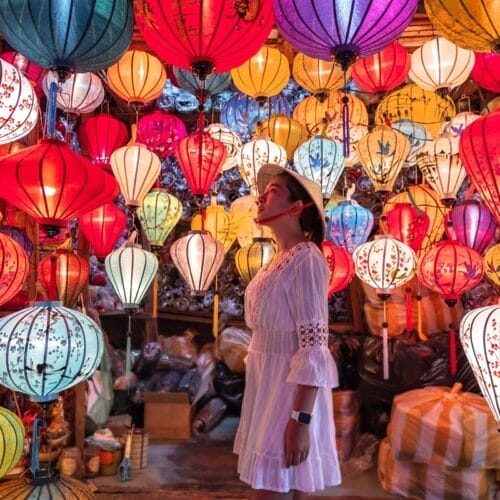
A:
234;242;341;493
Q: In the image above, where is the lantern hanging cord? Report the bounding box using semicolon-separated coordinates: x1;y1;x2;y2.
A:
382;301;389;380
341;72;350;159
46;81;59;139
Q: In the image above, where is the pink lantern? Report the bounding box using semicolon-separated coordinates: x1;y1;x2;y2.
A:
471;52;500;93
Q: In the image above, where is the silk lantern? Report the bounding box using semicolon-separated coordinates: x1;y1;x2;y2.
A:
172;67;231;98
439;111;480;139
0;301;103;402
418;240;484;374
205;124;243;172
255;114;306;159
134;0;274;77
459;110;500;223
0;226;33;259
235;237;277;285
484;244;500;291
409;37;475;96
459;305;500;428
79;203;127;259
471;52;500;93
321;241;355;296
0;233;29;307
0;407;24;479
391;119;432;166
230;194;273;247
0;51;47;97
0;0;133;78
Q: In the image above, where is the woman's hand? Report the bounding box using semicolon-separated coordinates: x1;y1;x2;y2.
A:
284;418;310;467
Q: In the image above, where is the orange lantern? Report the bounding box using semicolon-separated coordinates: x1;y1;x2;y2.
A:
0;233;29;307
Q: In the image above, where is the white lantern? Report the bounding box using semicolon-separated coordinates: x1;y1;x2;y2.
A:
392;119;432;166
205;123;242;172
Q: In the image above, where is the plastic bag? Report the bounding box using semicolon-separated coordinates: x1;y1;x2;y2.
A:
160;329;199;363
215;326;251;374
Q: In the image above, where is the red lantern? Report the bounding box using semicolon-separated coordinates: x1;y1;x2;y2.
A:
0;233;29;307
79;203;127;259
0;139;119;237
133;0;274;77
321;241;355;296
175;131;226;196
78;113;129;171
0;51;47;97
136;110;187;159
352;42;410;94
459;110;500;223
471;52;500;93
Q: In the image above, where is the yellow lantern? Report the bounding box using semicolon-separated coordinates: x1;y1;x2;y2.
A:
0;406;24;479
375;84;456;138
231;46;290;104
484;243;500;290
230;194;273;247
357;126;410;193
424;0;500;53
255;114;306;159
292;52;349;102
235;237;277;284
107;50;166;105
409;37;475;96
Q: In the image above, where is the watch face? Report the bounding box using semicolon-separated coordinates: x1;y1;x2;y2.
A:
298;412;311;424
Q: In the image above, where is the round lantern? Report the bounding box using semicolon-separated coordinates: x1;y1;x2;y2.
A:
323;121;368;168
106;50;166;106
79;203;127;259
138;188;183;249
172;67;231;98
170;230;225;295
231;46;290;103
230;194;273;247
292;52;349;102
326;199;374;254
321;241;355;295
424;0;500;53
133;0;274;76
78;113;129;170
0;226;33;258
273;0;418;69
255;114;306;159
0;59;38;145
357;126;410;193
409;37;475;95
235;237;277;285
0;301;104;402
204;124;243;172
0;0;133;77
0;234;29;308
43;71;104;115
459;110;500;223
471;52;500;93
174;131;226;197
293;136;344;198
445;200;496;255
110;144;162;210
352;41;410;94
391;119;432;166
0;51;47;97
0;139;119;237
0;407;24;479
136;110;187;160
439;111;481;139
484;244;500;290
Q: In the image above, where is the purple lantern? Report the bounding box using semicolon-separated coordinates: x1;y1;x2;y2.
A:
445;200;496;255
326;200;374;254
273;0;419;70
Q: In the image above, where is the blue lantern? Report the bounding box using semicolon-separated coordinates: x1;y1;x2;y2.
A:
326;200;374;254
0;0;133;78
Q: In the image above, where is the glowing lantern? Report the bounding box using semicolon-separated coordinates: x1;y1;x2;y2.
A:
235;237;277;284
170;230;225;295
439;111;480;139
231;46;290;103
357;126;410;193
323;121;368;168
230;194;273;247
392;119;432;166
484;244;500;290
0;301;104;402
204;124;243;172
0;59;38;145
0;0;133;77
321;241;355;295
107;50;166;106
0;226;33;258
352;42;410;94
79;203;127;259
0;233;29;307
409;37;475;95
138;188;183;249
459;110;500;223
255;114;306;159
172;67;231;98
460;305;500;428
110;144;162;210
424;0;500;53
0;407;24;479
175;131;226;197
445;200;496;255
78;113;129;170
292;52;348;102
471;52;500;93
0;51;47;97
0;139;119;237
136;110;187;159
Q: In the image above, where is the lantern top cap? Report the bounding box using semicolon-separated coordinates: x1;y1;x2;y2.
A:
257;163;325;241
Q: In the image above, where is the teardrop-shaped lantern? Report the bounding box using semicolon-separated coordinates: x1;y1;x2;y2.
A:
0;407;24;479
391;119;432;166
0;301;104;402
172;67;231;98
445;200;496;255
484;244;500;290
235;237;277;285
79;203;127;259
471;52;500;93
175;131;227;197
255;114;306;159
459;305;500;428
110;144;162;210
204;124;242;172
321;241;355;295
0;233;29;307
0;50;47;97
170;230;225;295
105;243;159;311
230;194;273;247
138;188;183;249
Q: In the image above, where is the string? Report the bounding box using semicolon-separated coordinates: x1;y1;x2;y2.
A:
382;300;389;380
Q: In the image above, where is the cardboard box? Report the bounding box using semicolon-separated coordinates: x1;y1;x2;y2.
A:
144;392;193;440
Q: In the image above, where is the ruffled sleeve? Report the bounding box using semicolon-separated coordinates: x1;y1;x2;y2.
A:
285;244;339;388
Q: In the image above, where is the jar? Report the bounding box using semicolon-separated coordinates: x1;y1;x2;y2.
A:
83;444;101;477
58;447;84;478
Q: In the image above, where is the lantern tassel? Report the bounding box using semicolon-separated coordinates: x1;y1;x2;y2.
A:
449;322;457;376
30;418;41;477
382;302;389;380
342;94;350;159
46;81;59;139
212;291;219;339
125;312;133;384
405;287;413;333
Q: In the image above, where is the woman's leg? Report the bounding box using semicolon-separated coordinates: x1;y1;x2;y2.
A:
250;489;309;500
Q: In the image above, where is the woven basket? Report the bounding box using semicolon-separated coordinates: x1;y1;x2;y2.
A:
129;429;149;470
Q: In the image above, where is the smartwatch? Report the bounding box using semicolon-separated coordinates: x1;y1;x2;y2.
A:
291;410;312;425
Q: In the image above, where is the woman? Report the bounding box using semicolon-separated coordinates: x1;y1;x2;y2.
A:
234;163;341;499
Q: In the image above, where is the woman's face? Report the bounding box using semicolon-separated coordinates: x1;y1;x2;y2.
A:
257;175;296;223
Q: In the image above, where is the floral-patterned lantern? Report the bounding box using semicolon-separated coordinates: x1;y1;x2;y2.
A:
391;119;432;166
0;301;103;402
0;50;47;97
0;226;33;259
459;305;500;428
321;241;355;295
230;194;273;247
0;407;24;479
471;52;500;93
0;233;29;307
172;67;231;98
235;237;277;285
204;124;243;172
484;244;500;291
255;114;306;159
439;111;480;139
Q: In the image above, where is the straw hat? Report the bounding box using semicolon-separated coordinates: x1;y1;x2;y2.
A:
256;163;325;241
